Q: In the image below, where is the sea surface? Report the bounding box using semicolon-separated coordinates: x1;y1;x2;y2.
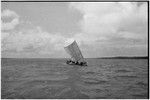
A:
1;58;148;99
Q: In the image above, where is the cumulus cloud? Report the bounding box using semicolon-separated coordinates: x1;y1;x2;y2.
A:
70;2;147;39
2;3;148;58
2;26;66;54
1;9;20;31
70;2;147;57
1;10;67;57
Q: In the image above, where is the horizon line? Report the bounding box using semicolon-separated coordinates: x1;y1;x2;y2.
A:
1;56;148;59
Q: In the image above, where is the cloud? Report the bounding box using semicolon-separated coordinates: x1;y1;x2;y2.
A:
1;10;68;57
2;26;66;54
69;2;147;57
1;9;20;31
2;3;148;58
70;2;147;38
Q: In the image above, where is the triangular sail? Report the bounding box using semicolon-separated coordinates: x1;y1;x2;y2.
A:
64;40;84;62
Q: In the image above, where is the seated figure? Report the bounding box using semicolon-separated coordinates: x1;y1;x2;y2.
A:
75;61;79;64
66;59;87;66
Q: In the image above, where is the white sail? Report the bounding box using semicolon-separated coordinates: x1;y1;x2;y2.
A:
64;39;84;62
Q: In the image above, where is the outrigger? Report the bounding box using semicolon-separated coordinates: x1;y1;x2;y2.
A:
64;39;87;66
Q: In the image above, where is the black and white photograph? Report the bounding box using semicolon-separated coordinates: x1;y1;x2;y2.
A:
1;0;149;99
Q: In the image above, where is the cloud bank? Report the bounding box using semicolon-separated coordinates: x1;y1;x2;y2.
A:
1;9;67;58
70;2;147;57
1;2;148;58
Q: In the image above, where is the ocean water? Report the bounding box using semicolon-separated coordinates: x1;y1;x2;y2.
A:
1;58;148;99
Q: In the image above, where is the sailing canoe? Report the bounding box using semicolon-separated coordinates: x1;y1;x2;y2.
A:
64;40;84;62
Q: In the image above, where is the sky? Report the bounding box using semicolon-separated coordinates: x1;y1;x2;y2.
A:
1;2;148;58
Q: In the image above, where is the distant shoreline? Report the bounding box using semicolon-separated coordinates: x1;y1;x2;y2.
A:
1;56;148;59
96;56;148;59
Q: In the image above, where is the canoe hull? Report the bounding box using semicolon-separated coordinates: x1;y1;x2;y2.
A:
66;60;87;66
